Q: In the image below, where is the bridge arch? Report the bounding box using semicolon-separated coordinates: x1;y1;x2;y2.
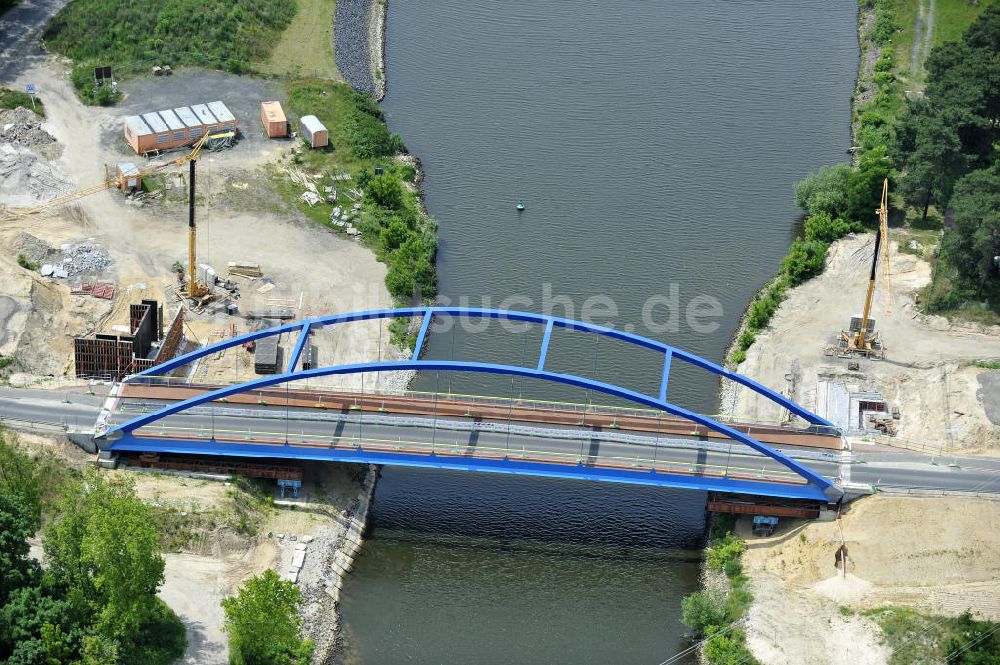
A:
107;307;840;500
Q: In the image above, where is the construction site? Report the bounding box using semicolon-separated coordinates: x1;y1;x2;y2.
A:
726;182;1000;454
0;67;403;392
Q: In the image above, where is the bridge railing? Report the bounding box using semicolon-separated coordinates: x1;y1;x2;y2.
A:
117;423;812;487
123;373;842;437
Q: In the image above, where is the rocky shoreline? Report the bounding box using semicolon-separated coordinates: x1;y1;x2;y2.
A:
334;0;387;100
300;464;379;664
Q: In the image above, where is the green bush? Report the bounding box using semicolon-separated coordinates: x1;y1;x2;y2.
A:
222;569;314;665
871;2;899;45
681;590;727;635
385;234;437;301
794;163;852;217
782;238;828;286
368;174;404;210
804;211;859;243
707;533;746;572
704;629;760;665
15;254;39;272
343;93;404;159
723;558;743;580
0;89;43;116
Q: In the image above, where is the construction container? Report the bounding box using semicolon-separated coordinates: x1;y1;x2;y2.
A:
123;100;237;155
260;101;287;138
115;162;141;192
299;115;328;148
254;335;282;374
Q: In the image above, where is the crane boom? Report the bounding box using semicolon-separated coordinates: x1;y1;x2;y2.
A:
3;131;216;220
845;177;890;356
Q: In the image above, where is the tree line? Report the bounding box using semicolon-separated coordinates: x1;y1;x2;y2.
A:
0;432;313;665
791;6;999;315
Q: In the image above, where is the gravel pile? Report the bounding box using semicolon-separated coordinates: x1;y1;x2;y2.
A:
13;232;55;265
334;0;376;96
0;107;55;147
59;241;113;276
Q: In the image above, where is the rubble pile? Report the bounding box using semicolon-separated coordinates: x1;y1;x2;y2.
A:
0;107;55;147
58;242;113;276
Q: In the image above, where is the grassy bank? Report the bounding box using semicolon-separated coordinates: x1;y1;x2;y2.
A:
277;80;437;346
42;0;294;104
681;516;759;664
263;0;340;80
865;606;1000;664
0;88;44;115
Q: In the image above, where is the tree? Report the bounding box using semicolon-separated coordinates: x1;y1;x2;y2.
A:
794;163;852;218
43;468;165;645
897;113;967;222
0;493;40;607
0;430;43;528
940;167;1000;295
846;148;892;225
222;569;314;665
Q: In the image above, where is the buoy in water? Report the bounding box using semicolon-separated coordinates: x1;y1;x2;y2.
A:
516;199;525;211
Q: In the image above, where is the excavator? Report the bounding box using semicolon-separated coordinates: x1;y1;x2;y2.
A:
838;178;891;358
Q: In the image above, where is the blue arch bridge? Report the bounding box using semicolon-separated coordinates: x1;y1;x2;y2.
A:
98;308;845;504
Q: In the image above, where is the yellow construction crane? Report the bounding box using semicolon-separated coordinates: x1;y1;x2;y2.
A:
839;178;890;358
3;131;219;220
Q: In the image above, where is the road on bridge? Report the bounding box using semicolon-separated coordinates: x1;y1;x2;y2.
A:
1;386;998;495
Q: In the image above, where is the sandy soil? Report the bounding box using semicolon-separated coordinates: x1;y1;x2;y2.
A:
741;495;1000;664
1;58;403;390
729;233;1000;453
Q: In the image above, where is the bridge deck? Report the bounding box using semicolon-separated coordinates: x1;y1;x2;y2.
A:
118;384;842;450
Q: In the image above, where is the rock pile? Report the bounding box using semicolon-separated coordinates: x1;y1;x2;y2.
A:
334;0;376;96
0;107;55;147
59;241;113;276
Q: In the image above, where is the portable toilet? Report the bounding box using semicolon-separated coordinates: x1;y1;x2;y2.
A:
260;101;287;138
299;115;328;148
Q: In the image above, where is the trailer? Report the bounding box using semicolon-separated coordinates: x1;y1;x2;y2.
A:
261;101;287;138
299;115;328;148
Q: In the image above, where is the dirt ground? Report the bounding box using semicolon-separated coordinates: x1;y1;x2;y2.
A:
0;58;404;390
729;233;1000;453
741;495;1000;665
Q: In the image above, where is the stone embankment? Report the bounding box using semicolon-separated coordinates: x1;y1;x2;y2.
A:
299;465;379;664
334;0;377;97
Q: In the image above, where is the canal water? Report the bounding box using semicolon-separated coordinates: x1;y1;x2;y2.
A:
339;1;858;663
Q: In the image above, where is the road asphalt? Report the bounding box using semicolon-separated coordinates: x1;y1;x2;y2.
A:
1;386;998;494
